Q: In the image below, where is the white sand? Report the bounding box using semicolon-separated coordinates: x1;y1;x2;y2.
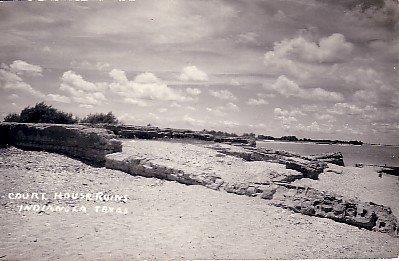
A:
0;147;398;259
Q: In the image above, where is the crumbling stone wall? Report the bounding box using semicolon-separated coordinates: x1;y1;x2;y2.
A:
0;123;122;165
268;183;398;236
105;151;398;237
211;145;329;180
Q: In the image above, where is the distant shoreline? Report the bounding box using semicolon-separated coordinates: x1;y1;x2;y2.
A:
257;139;399;147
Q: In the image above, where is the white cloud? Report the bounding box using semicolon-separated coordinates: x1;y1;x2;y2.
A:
264;34;353;80
230;79;240;86
179;66;209;81
134;72;161;84
315;113;336;122
109;69;188;102
170;102;182;108
273;107;310;127
124;98;149;107
206;102;240;117
297;121;322;133
225;102;240;112
257;93;276;98
79;104;94;109
46;94;71;103
7;93;19;100
328;103;376;115
0;66;43;98
237;32;258;44
96;62;110;71
265;33;353;64
274;107;305;117
62;70;103;92
183;115;205;126
71;60;110;71
267;75;343;102
60;70;106;105
247;97;268;106
209;89;237;101
342;67;388;90
353;89;378;103
206;107;226;117
109;69;129;83
186;87;201;96
220;120;240;127
9;60;43;76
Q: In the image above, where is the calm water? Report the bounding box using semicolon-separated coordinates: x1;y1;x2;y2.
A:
257;141;399;167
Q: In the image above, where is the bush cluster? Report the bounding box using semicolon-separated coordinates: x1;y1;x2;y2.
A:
3;102;119;125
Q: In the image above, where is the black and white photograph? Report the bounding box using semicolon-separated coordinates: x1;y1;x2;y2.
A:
0;0;398;259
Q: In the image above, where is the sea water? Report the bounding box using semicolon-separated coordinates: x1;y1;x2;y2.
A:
257;141;399;167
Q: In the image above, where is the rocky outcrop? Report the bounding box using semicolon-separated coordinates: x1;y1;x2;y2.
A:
209;144;327;180
104;140;398;237
221;181;398;236
0;122;122;165
309;152;345;166
377;166;399;177
267;183;398;236
83;123;256;146
105;153;225;190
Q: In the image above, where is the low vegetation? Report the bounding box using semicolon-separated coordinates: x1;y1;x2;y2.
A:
81;112;119;125
4;102;77;124
3;102;118;125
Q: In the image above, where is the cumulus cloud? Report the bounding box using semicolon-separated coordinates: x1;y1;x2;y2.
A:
46;94;71;103
62;70;104;92
353;89;378;104
0;63;43;98
123;98;149;107
237;32;258;44
264;34;353;79
71;60;110;71
9;60;43;76
265;33;353;64
315;113;336;122
110;69;188;102
342;67;388;90
209;89;237;101
186;87;201;96
247;97;268;106
60;70;107;106
183;115;205;126
206;102;240;117
206;107;226;117
274;107;306;117
267;75;343;102
274;107;298;125
297;121;322;133
179;66;209;81
328;102;376;115
225;102;240;112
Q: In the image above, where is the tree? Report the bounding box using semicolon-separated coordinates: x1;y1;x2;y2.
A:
4;113;21;122
81;112;119;124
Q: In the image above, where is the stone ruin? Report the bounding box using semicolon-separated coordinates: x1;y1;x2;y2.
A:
0;122;122;165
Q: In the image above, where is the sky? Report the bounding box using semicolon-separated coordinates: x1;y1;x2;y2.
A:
0;0;398;144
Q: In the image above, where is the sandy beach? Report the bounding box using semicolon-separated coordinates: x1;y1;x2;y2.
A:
1;147;398;260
